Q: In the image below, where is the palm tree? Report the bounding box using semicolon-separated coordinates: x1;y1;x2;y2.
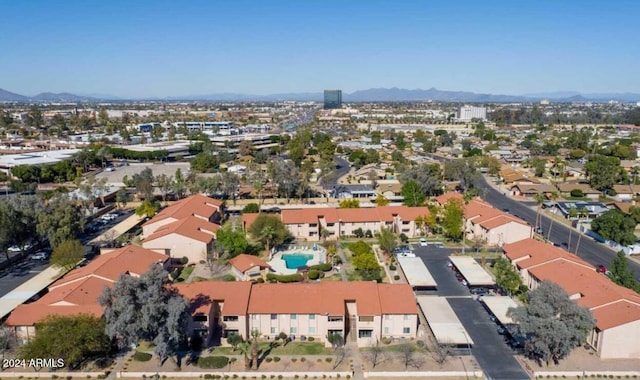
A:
574;207;588;256
546;192;559;241
250;329;260;370
567;207;578;251
259;226;275;255
237;341;251;370
534;192;545;236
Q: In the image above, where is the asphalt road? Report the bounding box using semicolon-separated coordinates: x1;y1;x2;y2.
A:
413;244;530;380
322;155;351;189
474;175;640;280
0;256;50;297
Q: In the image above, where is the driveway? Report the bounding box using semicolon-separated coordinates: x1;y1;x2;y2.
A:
413;244;530;380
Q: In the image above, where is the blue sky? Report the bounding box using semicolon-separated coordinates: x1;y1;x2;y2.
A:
1;0;639;98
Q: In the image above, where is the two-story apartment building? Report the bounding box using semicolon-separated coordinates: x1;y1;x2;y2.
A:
503;238;640;359
178;281;418;348
464;199;532;246
141;194;224;263
275;206;430;242
5;246;170;342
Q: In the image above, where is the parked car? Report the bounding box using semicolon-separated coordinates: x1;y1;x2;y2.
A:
419;238;428;247
596;264;607;274
497;326;506;335
535;227;543;235
470;287;490;296
30;251;49;260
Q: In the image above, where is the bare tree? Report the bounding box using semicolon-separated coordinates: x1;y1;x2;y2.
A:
365;339;384;368
429;342;455;366
398;343;416;369
332;347;350;370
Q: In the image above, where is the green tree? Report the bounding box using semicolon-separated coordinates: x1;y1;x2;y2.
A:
374;194;390;206
136;199;160;218
50;239;85;271
402;180;426;207
18;314;110;369
37;195;84;248
585;154;624;192
248;214;290;253
591;209;637;246
242;203;260;213
339;199;360;208
377;227;397;254
442;198;464;241
100;264;190;364
493;257;526;298
508;281;595;366
609;251;639;291
216;224;250;258
190;151;219;173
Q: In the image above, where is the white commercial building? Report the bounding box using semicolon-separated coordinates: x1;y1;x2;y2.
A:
457;106;487;121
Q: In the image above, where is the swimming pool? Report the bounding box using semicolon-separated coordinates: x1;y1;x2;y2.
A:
282;253;314;269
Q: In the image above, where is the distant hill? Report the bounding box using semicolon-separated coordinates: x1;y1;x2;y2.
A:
32;92;99;102
1;87;640;103
0;88;29;102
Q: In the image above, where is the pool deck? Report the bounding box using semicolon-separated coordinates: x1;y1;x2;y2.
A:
269;247;326;275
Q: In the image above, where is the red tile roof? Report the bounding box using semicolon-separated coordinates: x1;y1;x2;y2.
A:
504;239;640;330
242;213;260;230
5;246;168;327
144;194;222;226
435;192;464;205
229;254;270;273
280;206;430;225
144;215;220;244
465;199;529;229
174;281;253;316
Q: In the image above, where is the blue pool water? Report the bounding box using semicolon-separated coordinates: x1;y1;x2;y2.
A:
282;253;313;269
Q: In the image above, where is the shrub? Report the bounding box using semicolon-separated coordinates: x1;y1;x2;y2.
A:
325;357;332;363
222;274;236;282
199;260;206;264
133;352;152;362
308;269;320;280
301;357;306;362
265;357;273;363
394;275;400;281
198;356;230;369
309;263;332;272
389;264;396;270
416;340;425;348
273;357;281;362
307;336;315;342
292;358;298;362
266;273;303;283
180;256;189;265
381;337;392;344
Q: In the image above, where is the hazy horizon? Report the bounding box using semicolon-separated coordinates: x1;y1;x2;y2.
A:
1;0;639;98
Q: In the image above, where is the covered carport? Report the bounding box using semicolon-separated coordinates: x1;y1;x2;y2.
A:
479;296;518;326
397;256;437;290
448;256;496;287
416;295;474;347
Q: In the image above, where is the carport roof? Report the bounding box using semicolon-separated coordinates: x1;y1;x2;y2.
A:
416;295;474;346
397;256;436;288
480;296;519;325
449;256;496;286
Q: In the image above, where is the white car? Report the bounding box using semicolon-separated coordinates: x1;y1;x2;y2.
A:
419;238;428;247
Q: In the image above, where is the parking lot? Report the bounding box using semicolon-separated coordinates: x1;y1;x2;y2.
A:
96;162;190;186
412;243;530;380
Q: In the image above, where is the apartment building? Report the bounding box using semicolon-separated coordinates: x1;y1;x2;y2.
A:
464;199;532;246
503;238;640;359
273;206;430;241
177;281;418;347
141;194;224;262
5;246;170;342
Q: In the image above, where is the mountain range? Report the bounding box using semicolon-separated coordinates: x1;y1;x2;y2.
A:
2;87;640;103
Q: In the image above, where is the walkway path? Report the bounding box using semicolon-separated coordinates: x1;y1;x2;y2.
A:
337;246;348;281
345;340;364;380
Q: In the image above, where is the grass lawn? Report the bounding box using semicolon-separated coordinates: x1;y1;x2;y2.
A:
271;342;331;355
178;266;194;282
321;273;343;281
137;340;154;351
208;342;330;356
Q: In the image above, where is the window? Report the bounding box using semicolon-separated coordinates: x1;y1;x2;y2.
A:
328;316;343;322
403;327;411;334
270;327;276;334
359;316;374;322
358;330;373;338
309;326;316;334
223;316;238;322
309;314;315;320
271;314;277;320
290;314;297;320
384;327;389;334
327;223;335;227
290;327;297;334
404;314;410;320
384;315;390;320
252;314;258;320
193;315;207;322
